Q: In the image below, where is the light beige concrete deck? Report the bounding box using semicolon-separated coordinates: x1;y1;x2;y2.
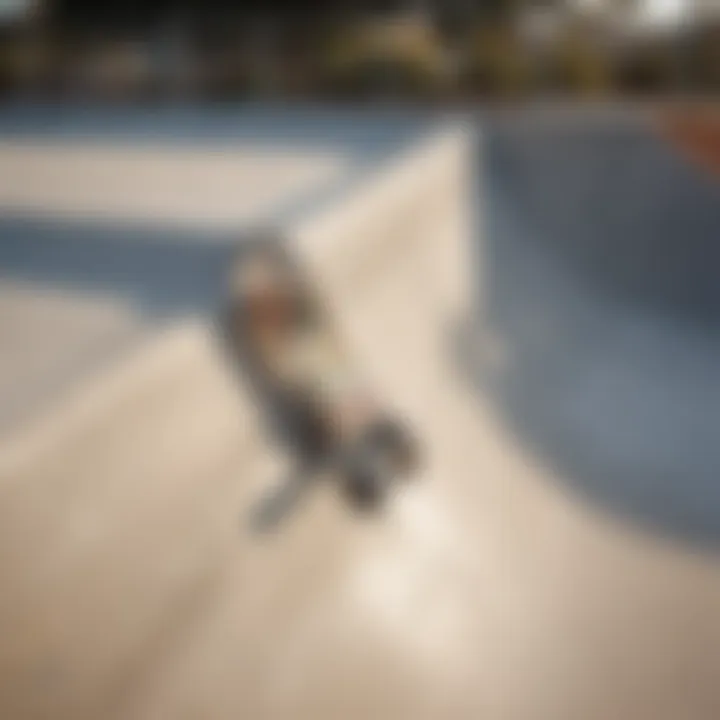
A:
0;140;348;228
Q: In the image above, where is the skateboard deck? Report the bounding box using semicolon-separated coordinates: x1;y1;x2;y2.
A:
221;232;418;527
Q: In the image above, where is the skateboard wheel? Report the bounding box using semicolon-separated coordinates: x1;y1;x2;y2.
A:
364;419;419;478
343;419;418;509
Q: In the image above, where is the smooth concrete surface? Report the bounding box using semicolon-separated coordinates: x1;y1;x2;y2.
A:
1;110;720;720
0;141;348;228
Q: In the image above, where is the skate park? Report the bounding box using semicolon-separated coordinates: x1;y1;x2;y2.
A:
1;105;720;719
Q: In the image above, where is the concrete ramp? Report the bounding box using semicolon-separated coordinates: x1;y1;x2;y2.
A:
480;113;720;542
2;113;720;720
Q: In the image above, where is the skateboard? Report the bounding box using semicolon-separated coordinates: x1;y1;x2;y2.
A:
221;232;418;524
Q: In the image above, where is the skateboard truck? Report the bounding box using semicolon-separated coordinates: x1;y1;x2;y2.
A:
221;231;419;530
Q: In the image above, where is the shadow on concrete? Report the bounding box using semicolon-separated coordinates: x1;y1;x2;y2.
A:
0;216;235;319
0;102;432;157
467;114;720;547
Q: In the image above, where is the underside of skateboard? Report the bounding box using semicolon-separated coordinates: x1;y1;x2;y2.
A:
220;231;419;529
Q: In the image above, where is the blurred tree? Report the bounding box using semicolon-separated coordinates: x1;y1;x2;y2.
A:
547;24;612;96
465;22;530;97
614;39;677;95
681;21;720;92
320;12;448;98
